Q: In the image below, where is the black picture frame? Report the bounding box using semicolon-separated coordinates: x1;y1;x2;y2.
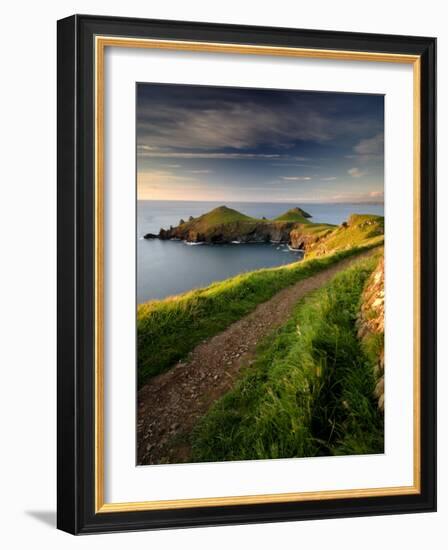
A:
57;14;436;534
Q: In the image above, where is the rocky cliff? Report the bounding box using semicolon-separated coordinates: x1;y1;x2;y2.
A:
146;205;331;248
357;256;385;411
144;206;384;256
289;226;333;250
160;219;305;244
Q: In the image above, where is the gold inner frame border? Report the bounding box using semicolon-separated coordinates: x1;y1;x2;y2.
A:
94;36;421;513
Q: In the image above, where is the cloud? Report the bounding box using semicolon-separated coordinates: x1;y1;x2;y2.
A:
330;190;384;203
137;87;383;155
137;169;193;187
348;167;368;178
189;169;213;174
280;176;312;181
136;86;384;201
352;133;384;161
138;147;285;160
354;133;384;155
137;100;335;152
137;169;203;200
270;160;321;169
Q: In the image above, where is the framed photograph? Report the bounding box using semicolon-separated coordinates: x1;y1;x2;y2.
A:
57;15;436;534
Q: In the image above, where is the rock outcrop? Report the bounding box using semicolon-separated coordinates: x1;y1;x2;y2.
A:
357;256;385;411
161;220;300;244
289;228;332;251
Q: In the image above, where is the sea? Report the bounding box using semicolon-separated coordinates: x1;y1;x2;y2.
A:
137;200;384;303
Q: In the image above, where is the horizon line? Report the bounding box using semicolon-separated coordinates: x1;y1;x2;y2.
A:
137;199;384;205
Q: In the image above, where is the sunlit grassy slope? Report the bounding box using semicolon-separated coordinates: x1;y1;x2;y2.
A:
184;205;313;228
179;206;258;230
191;251;384;462
274;207;312;223
137;243;379;386
307;214;384;257
166;207;383;253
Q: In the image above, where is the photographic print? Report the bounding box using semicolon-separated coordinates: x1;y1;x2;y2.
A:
58;16;436;533
136;83;385;466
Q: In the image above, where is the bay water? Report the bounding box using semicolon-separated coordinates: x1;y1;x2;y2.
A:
137;201;384;303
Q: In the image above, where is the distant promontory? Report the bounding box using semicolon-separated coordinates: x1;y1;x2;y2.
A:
144;205;384;255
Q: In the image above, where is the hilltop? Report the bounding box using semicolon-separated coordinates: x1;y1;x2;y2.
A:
274;207;312;222
147;205;316;245
176;205;257;232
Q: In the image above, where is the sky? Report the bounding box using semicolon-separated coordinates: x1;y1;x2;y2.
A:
136;83;384;203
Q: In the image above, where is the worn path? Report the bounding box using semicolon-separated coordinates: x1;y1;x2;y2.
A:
137;249;375;465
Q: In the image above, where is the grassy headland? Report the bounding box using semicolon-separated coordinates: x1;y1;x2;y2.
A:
190;252;384;462
147;206;383;254
156;205;309;244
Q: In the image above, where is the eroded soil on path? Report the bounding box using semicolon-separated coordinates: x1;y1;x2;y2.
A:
137;250;375;465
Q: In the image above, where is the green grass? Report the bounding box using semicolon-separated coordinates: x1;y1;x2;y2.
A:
307;214;384;257
184;205;314;228
190;252;384;462
137;244;380;386
178;205;317;243
181;206;259;231
173;208;382;253
299;223;334;234
274;207;312;223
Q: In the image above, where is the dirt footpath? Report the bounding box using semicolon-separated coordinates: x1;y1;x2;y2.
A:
137;250;375;465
